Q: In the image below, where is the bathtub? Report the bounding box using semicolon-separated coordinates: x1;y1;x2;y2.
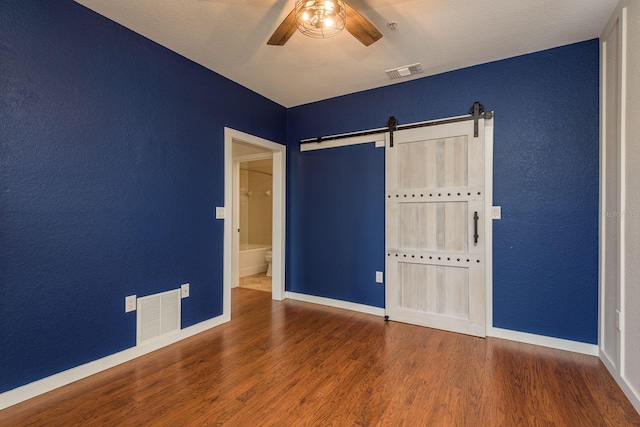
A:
239;244;271;278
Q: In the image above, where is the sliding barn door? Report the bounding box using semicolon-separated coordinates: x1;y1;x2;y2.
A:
385;119;487;337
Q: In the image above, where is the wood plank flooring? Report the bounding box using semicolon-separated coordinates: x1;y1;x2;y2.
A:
1;288;639;426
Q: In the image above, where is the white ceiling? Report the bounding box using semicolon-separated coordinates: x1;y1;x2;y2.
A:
75;0;617;108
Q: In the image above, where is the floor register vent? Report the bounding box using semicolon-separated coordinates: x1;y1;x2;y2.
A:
137;289;181;344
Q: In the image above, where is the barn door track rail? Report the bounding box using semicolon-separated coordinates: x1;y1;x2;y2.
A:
299;102;493;147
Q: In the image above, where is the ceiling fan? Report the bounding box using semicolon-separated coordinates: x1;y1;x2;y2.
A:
267;0;383;47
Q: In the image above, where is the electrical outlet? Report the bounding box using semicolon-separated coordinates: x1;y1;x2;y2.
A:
375;271;384;283
181;283;190;298
215;207;225;219
125;295;137;313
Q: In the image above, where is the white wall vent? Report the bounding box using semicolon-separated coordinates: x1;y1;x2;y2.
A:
385;63;423;79
136;289;181;344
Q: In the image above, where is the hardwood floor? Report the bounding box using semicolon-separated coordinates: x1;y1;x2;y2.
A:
1;288;639;426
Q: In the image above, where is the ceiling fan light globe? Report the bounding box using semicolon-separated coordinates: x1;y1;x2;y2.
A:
268;0;382;47
295;0;346;39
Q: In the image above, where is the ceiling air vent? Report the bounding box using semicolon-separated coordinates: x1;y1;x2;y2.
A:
385;63;423;79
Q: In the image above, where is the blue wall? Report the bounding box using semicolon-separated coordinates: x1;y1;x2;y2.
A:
291;144;385;306
1;0;600;397
0;1;286;393
287;40;600;344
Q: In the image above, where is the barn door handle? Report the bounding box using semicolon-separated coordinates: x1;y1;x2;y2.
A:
473;212;479;245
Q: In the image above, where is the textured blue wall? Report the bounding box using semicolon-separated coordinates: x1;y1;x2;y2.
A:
287;40;600;344
0;0;286;393
291;144;385;306
0;0;599;397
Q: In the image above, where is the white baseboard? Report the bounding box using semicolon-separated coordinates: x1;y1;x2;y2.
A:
1;306;611;412
600;349;640;415
488;327;599;356
0;313;230;410
285;292;385;316
281;295;598;358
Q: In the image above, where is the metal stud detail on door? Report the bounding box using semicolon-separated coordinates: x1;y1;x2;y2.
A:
385;119;487;337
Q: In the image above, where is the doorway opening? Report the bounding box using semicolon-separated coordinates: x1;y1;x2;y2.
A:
236;157;273;293
223;128;286;318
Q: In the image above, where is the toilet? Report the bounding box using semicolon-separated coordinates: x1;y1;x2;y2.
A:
265;249;272;277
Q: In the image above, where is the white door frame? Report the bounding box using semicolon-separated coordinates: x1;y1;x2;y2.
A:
484;118;494;334
224;128;286;317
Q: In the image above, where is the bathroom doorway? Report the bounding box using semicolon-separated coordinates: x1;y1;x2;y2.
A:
236;158;273;293
223;128;286;317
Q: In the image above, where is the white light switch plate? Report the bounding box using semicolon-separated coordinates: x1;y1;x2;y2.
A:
181;283;190;298
215;207;225;219
492;206;502;219
375;271;384;283
125;295;137;313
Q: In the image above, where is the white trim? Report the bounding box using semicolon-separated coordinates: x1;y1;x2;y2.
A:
617;3;628;379
488;327;599;356
598;7;623;371
598;18;608;362
300;135;385;152
285;292;385;316
484;115;494;334
601;348;640;415
598;2;640;416
0;314;228;410
285;291;598;357
300;114;477;152
271;149;286;301
224;128;286;304
602;0;629;37
599;2;638;412
232;160;240;288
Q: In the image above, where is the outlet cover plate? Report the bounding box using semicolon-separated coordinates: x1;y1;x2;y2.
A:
492;206;502;219
181;283;190;298
125;295;137;313
215;207;225;219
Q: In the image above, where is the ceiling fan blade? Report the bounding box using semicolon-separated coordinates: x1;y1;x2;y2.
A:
345;3;382;46
267;9;297;46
